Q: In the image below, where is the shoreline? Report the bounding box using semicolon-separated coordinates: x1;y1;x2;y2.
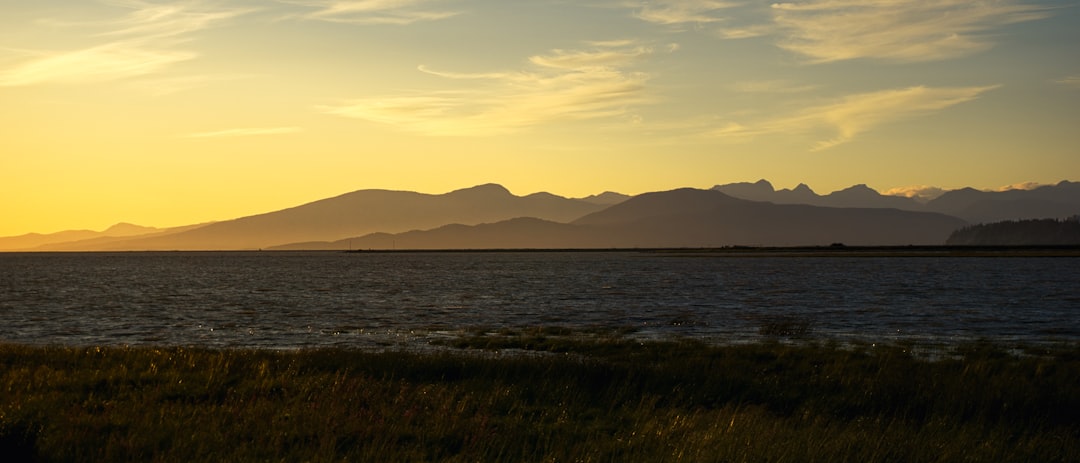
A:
5;245;1080;256
338;244;1080;257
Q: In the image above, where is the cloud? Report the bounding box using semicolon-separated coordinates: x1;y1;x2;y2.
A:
99;0;254;39
630;0;739;25
715;23;774;39
878;181;1043;201
713;85;999;151
883;185;947;202
322;41;663;135
0;1;251;87
769;0;1050;63
280;0;459;25
185;127;304;138
1057;76;1080;88
0;43;194;86
528;45;654;70
416;65;508;80
731;79;816;94
992;181;1044;192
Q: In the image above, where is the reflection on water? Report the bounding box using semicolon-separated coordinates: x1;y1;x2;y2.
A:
0;251;1077;349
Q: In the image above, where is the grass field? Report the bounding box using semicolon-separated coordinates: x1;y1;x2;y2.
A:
1;333;1077;462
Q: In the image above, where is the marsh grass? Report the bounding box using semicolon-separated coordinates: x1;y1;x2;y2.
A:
1;337;1077;462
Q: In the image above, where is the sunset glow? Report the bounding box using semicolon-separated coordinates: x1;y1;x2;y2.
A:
2;0;1078;235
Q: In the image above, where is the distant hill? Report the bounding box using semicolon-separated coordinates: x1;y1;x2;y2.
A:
576;191;631;206
0;223;199;251
712;180;923;210
279;188;968;250
0;229;104;251
946;217;1080;245
714;179;1080;224
925;181;1080;224
50;184;607;251
571;188;965;247
31;224;210;251
12;180;1075;251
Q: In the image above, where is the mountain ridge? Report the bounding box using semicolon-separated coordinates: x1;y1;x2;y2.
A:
712;179;1079;223
274;188;968;250
5;180;1077;251
18;184;607;251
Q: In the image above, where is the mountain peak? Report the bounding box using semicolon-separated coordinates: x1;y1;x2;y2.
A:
104;223;157;236
579;191;631;206
448;183;512;196
711;179;777;201
830;184;880;198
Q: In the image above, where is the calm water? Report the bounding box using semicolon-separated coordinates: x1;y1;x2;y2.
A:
1;251;1078;349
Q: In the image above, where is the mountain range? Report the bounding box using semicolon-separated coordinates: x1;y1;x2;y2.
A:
2;180;1076;251
712;180;1080;224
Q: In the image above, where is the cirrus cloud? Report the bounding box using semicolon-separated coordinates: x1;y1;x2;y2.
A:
0;43;195;86
713;85;1000;151
278;0;460;25
1056;76;1080;89
769;0;1050;63
321;41;665;136
0;1;252;87
630;0;740;25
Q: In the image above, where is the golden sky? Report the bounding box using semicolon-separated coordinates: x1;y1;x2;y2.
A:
2;0;1079;235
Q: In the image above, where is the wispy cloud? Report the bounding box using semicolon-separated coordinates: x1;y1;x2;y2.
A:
1056;76;1080;89
992;181;1044;192
629;0;739;25
715;23;774;39
768;0;1050;63
185;127;303;138
713;85;999;151
0;43;194;86
280;0;459;25
883;185;947;201
99;0;254;39
0;1;251;87
322;41;665;136
731;79;816;94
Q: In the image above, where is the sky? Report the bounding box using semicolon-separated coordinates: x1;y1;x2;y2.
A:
2;0;1079;236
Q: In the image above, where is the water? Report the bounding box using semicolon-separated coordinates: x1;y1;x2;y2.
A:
1;251;1078;349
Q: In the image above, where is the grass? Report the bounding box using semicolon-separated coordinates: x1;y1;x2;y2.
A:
1;335;1077;462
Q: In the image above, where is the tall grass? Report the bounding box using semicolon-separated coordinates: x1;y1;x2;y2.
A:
1;337;1077;462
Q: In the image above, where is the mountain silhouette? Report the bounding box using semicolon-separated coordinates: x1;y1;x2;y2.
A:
50;184;606;250
0;229;104;251
283;188;967;250
571;188;964;247
576;191;631;205
712;180;922;209
8;180;1075;252
0;223;200;251
714;179;1080;223
925;181;1080;223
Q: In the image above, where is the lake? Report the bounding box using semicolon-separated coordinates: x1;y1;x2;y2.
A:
1;251;1077;349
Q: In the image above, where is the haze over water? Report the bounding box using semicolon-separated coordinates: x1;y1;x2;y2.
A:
2;252;1077;350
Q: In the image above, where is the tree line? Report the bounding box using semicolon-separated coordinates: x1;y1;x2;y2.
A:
946;216;1080;245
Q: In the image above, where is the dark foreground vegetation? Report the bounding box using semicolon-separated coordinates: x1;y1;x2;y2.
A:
947;216;1080;245
1;334;1078;462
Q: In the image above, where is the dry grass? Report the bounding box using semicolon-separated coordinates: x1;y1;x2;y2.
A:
1;338;1077;462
